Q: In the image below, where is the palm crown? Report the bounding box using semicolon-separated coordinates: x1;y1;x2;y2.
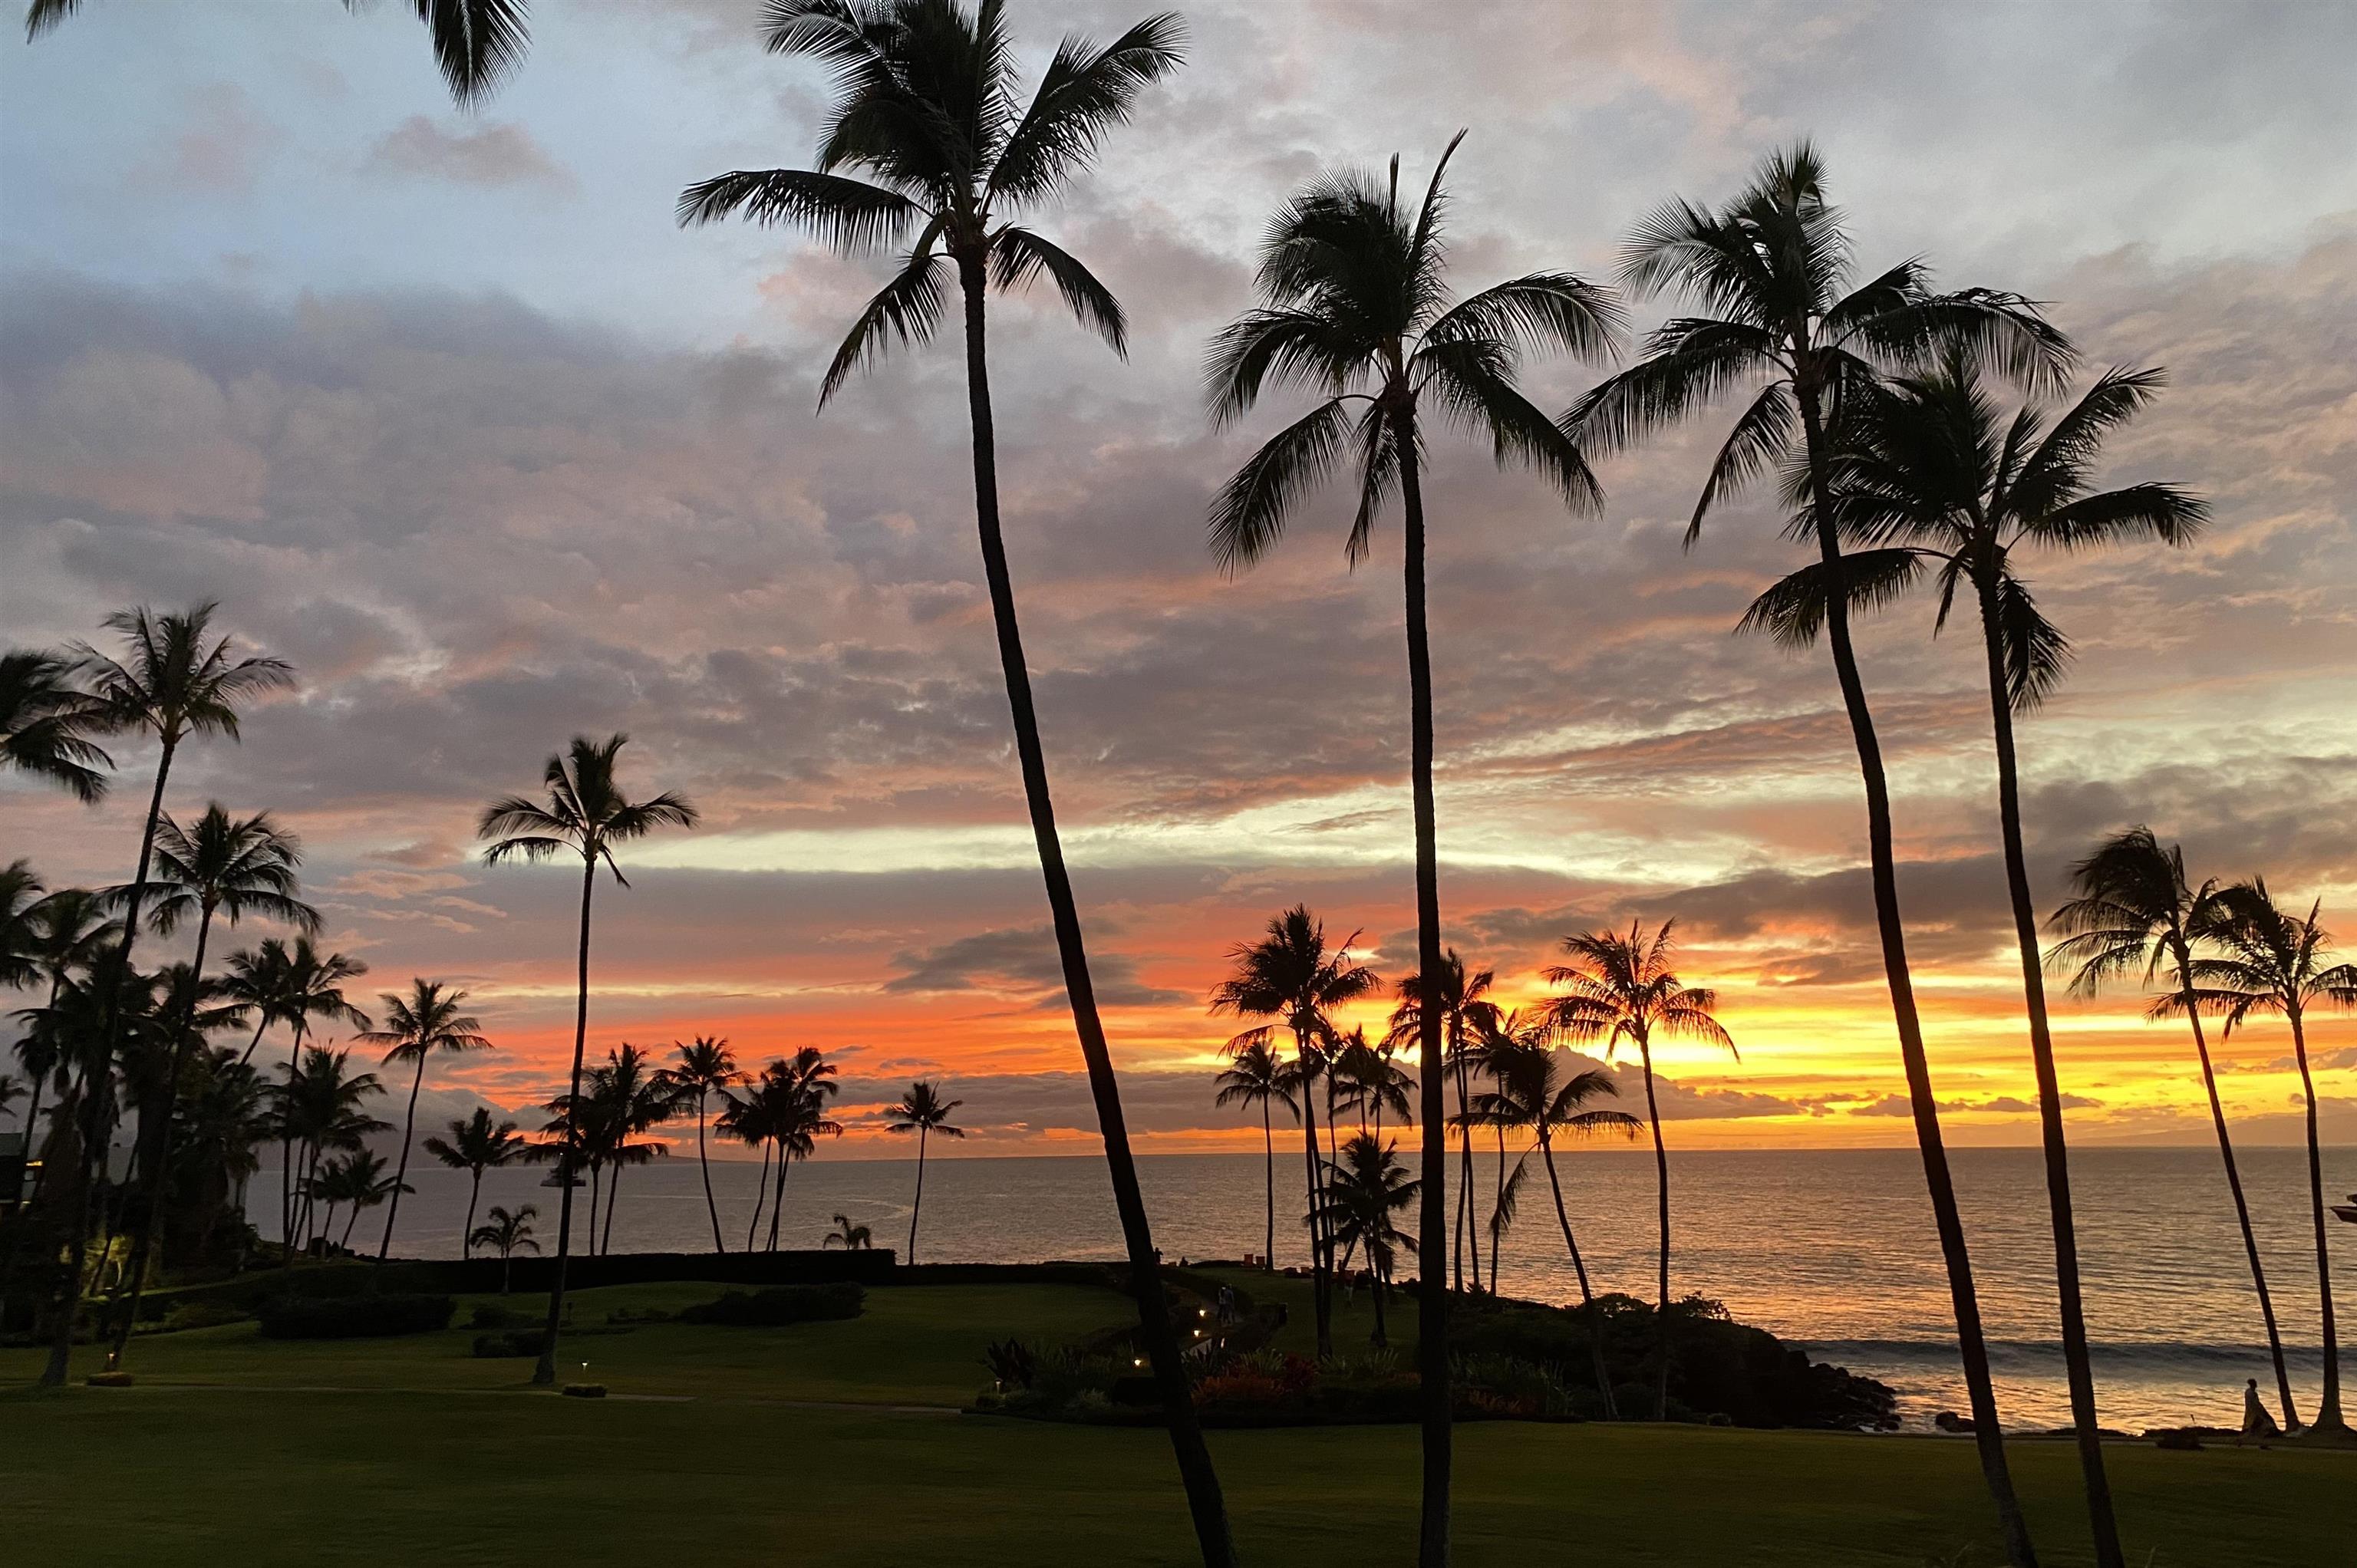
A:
2047;827;2215;1006
1545;920;1735;1061
424;1106;529;1174
679;0;1185;405
1209;905;1379;1065
71;602;292;752
1212;1040;1294;1118
478;733;699;881
887;1079;965;1138
661;1036;743;1099
0;648;114;801
358;980;490;1068
130;805;319;940
2187;880;2357;1034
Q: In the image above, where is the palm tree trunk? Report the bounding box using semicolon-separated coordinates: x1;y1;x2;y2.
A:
1491;1125;1505;1295
1796;380;2036;1566
908;1125;928;1263
373;1054;428;1276
955;255;1233;1568
279;1020;308;1267
1261;1102;1274;1270
602;1161;622;1256
105;898;220;1371
501;1248;513;1294
2286;1006;2344;1431
43;735;177;1387
2176;971;2298;1428
1642;1042;1672;1421
588;1163;603;1259
766;1148;788;1252
746;1140;771;1252
341;1204;361;1252
697;1091;724;1253
463;1170;482;1261
1390;404;1454;1568
1978;594;2123;1563
532;855;598;1388
1538;1130;1617;1419
1454;1053;1477;1294
1297;1028;1333;1356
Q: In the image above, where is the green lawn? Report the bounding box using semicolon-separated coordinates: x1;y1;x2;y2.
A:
7;1277;2347;1566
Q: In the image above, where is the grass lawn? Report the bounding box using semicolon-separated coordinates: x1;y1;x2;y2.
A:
8;1276;2347;1566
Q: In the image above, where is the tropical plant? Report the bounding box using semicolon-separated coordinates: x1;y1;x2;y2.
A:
279;1047;390;1257
1214;1039;1295;1270
2049;828;2301;1430
823;1212;875;1251
677;9;1225;1548
884;1079;964;1263
356;980;491;1273
479;730;695;1385
7;885;120;1200
756;1048;841;1253
1564;143;2072;1566
0;861;43;995
1332;1026;1412;1140
714;1078;779;1251
424;1106;529;1260
1313;1133;1419;1347
1545;920;1734;1419
312;1148;406;1253
470;1203;540;1293
0;647;111;800
658;1036;743;1253
2187;880;2355;1435
40;602;291;1388
1387;950;1500;1294
585;1043;679;1254
249;940;371;1257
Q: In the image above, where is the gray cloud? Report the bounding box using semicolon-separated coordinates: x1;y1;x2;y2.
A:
361;117;575;191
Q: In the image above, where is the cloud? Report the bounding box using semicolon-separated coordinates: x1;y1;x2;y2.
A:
883;925;1188;1010
361;117;574;190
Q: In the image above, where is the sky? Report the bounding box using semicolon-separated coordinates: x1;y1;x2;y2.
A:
3;1;2353;1159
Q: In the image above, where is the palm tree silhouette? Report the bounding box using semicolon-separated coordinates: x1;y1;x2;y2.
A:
1544;920;1733;1420
245;940;371;1257
1566;145;2072;1566
885;1080;964;1264
1387;950;1500;1296
41;602;289;1387
715;1080;779;1253
357;980;491;1275
761;1049;842;1252
1333;1028;1412;1140
1314;1133;1420;1348
104;803;317;1371
1210;905;1381;1358
424;1107;528;1260
471;1203;540;1293
586;1043;679;1255
823;1213;875;1251
677;11;1225;1546
2049;828;2301;1430
1468;1009;1640;1415
315;1148;407;1253
478;732;694;1385
2189;880;2356;1435
278;1047;387;1256
658;1036;743;1253
0;648;113;801
8;885;120;1199
1213;1041;1294;1270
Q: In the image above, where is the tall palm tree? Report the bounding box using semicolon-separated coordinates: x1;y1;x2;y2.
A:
677;11;1226;1549
424;1107;528;1260
1210;905;1381;1358
759;1048;841;1253
658;1036;743;1253
252;940;371;1255
104;803;317;1371
357;980;491;1273
1333;1028;1412;1139
1544;920;1734;1420
479;731;694;1385
278;1047;387;1257
1314;1133;1420;1348
41;602;290;1387
585;1043;678;1255
314;1148;406;1253
884;1079;964;1263
24;0;529;107
2189;881;2355;1435
0;860;42;991
2049;828;2299;1430
1467;1010;1640;1415
716;1082;780;1252
1206;140;1620;1560
1565;145;2071;1566
1388;950;1500;1295
0;647;112;801
1214;1040;1294;1270
471;1203;539;1293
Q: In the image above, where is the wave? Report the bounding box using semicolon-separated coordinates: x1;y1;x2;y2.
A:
1802;1338;2328;1368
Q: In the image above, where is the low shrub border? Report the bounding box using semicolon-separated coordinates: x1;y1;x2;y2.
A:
255;1293;455;1340
677;1283;864;1326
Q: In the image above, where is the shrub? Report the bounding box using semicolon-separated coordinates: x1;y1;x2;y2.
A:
982;1337;1038;1391
256;1293;455;1340
676;1283;863;1326
473;1329;549;1358
470;1303;524;1329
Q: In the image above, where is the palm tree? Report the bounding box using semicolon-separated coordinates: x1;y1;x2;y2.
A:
884;1079;964;1263
1387;951;1500;1295
9;886;120;1200
252;940;371;1256
715;1082;779;1252
24;0;529;106
1214;1040;1294;1270
758;1048;841;1253
1333;1027;1412;1140
1210;905;1381;1358
677;11;1225;1547
823;1213;875;1251
658;1036;743;1253
41;602;290;1388
1314;1133;1420;1348
585;1043;678;1255
1565;145;2072;1566
313;1148;406;1253
471;1203;539;1293
0;647;112;800
424;1107;528;1260
1545;920;1734;1420
2049;828;2300;1430
356;980;491;1273
2189;880;2355;1435
278;1047;387;1256
479;731;695;1385
104;803;317;1372
1469;1009;1640;1412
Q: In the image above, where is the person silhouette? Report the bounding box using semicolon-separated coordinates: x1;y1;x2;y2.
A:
2241;1377;2280;1441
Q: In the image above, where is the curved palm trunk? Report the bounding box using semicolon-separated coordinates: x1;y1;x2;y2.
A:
2175;970;2297;1428
1640;1042;1673;1421
1260;1100;1274;1270
1491;1125;1506;1295
766;1148;790;1252
603;1161;624;1255
955;256;1233;1567
279;1020;308;1267
43;736;177;1387
696;1091;725;1253
1536;1128;1617;1419
907;1125;928;1264
1454;1053;1478;1294
373;1054;429;1276
340;1203;362;1251
1977;593;2123;1563
745;1140;772;1252
1297;1029;1333;1355
2285;1006;2344;1431
532;856;598;1388
1390;410;1453;1568
463;1169;483;1260
1797;382;2036;1566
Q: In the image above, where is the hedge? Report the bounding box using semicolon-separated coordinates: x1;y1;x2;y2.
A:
255;1293;455;1340
676;1283;864;1326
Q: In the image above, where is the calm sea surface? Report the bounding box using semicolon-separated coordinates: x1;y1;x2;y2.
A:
252;1143;2352;1431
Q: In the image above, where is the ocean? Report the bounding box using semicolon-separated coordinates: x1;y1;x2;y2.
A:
249;1141;2352;1432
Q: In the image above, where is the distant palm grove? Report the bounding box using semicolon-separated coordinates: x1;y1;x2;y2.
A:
4;4;2354;1568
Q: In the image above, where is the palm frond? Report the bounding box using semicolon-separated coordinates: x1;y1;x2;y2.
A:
409;0;530;109
987;11;1185;204
1736;548;1925;647
818;239;952;407
1422;271;1624;362
1686;380;1796;545
1207;397;1353;574
990;224;1126;354
1565;318;1780;455
1202;309;1363;425
1417;342;1603;512
675;168;923;254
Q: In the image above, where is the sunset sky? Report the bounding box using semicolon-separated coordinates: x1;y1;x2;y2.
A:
4;1;2352;1158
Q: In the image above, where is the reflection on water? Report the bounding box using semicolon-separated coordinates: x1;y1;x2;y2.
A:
252;1142;2352;1429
